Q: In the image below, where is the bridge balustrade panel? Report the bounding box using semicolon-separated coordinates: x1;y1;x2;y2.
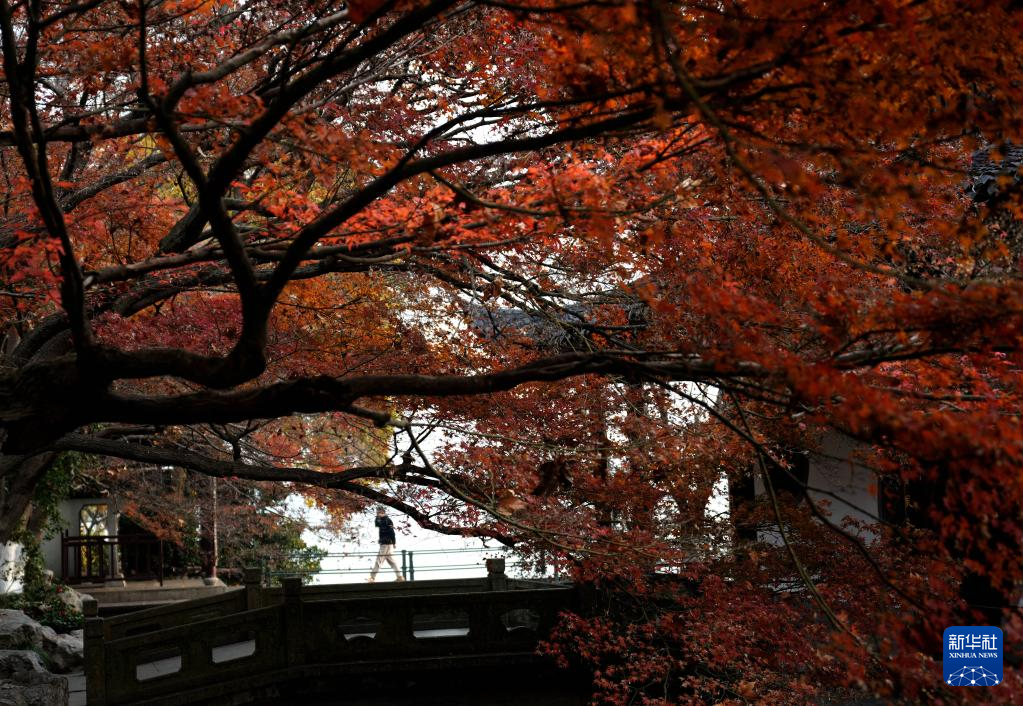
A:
86;576;576;706
299;587;570;663
102;588;249;640
98;606;287;705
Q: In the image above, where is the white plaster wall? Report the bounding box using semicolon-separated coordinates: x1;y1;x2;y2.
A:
0;542;24;593
754;432;879;544
806;431;878;534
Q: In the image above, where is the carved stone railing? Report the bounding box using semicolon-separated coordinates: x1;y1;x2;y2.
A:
84;561;576;706
97;589;242;638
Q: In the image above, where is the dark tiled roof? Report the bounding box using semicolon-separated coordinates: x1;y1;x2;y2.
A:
969;143;1023;202
468;296;647;350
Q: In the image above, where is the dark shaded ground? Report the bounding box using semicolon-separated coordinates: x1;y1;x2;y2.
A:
250;664;587;706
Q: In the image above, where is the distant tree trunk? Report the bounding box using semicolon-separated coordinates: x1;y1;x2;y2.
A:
592;390;615;529
211;477;218;580
199;476;219;580
728;468;757;544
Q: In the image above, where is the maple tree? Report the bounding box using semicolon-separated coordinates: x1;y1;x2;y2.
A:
1;0;1022;702
105;460;330;581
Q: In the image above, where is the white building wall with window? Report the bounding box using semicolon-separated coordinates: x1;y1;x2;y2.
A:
40;497;120;582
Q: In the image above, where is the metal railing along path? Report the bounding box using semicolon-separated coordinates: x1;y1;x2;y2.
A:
264;546;546;582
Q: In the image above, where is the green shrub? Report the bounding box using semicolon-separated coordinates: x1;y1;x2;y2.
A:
33;590;83;633
0;583;83;634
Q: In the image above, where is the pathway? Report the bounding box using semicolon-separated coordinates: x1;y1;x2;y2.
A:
68;670;85;706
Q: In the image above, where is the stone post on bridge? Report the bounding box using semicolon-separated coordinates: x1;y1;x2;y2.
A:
243;566;263;610
282;576;305;667
486;558;507;591
83;597;105;706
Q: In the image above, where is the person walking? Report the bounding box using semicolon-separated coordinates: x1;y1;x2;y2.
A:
368;507;404;582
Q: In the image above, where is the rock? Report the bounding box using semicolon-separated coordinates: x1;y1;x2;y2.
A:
0;671;68;706
0;611;43;651
0;650;47;678
0;612;81;674
0;650;67;706
40;631;82;674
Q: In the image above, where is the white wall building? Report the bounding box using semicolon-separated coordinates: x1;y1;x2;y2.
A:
0;542;23;593
754;431;881;543
0;496;123;592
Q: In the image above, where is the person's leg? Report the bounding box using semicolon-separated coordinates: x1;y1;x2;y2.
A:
384;545;402;578
369;544;386;581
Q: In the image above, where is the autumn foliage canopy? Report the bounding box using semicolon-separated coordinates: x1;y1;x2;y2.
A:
1;0;1022;703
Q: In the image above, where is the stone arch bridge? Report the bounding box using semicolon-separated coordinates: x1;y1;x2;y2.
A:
84;562;582;705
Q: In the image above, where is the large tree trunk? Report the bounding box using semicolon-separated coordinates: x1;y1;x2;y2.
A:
0;451;57;544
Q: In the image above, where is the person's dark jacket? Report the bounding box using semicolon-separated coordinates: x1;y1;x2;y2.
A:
375;516;396;545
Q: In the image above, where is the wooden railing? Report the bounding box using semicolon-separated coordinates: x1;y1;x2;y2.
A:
84;561;576;706
61;533;164;584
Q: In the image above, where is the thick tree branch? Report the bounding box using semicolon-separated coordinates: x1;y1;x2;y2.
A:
52;433;420;487
52;433;518;545
92;352;728;426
